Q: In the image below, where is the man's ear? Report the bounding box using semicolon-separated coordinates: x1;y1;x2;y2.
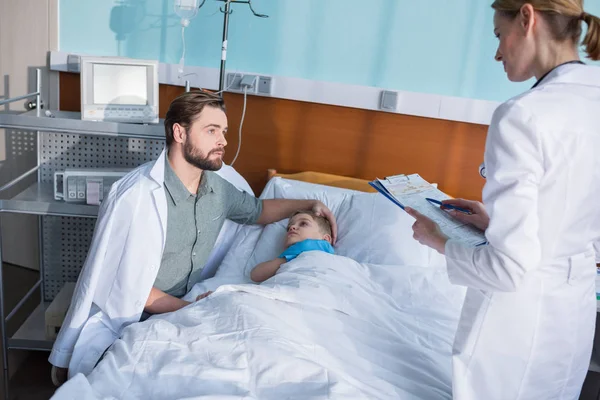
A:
323;234;332;244
172;123;187;144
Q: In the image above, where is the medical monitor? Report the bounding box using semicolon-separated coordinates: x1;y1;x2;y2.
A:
80;56;159;124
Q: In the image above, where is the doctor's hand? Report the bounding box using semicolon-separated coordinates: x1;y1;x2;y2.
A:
311;201;338;244
405;207;449;254
441;199;489;231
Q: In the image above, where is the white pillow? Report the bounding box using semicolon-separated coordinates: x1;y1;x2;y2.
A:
269;179;441;262
244;190;351;277
195;177;444;295
336;193;445;266
239;178;443;279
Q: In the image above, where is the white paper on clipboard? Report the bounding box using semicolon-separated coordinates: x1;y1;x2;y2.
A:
372;174;487;247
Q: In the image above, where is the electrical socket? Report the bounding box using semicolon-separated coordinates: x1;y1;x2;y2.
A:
226;73;243;91
240;75;258;89
379;90;398;112
67;54;81;73
226;73;257;93
257;76;273;96
226;73;273;96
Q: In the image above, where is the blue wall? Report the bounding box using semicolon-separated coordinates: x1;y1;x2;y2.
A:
60;0;600;103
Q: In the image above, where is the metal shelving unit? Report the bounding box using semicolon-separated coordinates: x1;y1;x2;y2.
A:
0;69;166;398
0;110;164;139
0;182;99;218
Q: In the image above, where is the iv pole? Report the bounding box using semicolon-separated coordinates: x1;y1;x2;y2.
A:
214;0;268;94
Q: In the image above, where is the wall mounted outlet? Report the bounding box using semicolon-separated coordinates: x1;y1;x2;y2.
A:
67;54;81;73
240;75;258;90
226;73;273;96
226;73;257;93
257;76;273;96
379;90;398;112
226;73;243;91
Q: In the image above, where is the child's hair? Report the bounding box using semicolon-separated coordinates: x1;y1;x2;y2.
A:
288;210;332;237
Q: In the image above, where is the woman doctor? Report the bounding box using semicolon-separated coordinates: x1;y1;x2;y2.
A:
406;1;600;399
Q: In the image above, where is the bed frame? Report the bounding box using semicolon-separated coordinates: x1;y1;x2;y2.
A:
267;169;376;193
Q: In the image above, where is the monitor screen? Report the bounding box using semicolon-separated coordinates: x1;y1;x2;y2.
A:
92;64;148;106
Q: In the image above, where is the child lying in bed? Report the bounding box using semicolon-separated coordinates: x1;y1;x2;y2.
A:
250;210;335;283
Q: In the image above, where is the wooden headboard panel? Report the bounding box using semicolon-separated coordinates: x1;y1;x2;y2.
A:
59;72;487;200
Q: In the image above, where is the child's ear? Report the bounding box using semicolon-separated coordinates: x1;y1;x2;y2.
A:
323;234;332;244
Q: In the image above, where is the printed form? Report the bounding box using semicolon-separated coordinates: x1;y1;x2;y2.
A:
374;174;487;247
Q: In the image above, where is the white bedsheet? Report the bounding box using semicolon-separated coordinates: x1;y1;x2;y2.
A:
53;252;465;400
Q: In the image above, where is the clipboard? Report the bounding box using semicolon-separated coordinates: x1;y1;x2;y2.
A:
369;174;487;247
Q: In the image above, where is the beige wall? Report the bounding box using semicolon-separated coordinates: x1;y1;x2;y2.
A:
0;0;59;270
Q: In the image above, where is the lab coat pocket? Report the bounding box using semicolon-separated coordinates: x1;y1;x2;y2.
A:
567;253;596;287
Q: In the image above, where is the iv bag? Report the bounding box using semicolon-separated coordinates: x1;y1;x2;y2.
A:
174;0;199;22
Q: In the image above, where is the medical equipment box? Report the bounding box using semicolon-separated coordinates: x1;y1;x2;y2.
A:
80;56;159;124
45;282;76;340
54;169;132;205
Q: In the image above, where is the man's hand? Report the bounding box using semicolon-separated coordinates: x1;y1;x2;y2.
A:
196;291;213;301
145;287;191;314
51;366;68;387
405;207;449;254
311;200;338;244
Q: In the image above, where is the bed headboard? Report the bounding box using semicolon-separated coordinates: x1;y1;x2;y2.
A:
267;169;376;193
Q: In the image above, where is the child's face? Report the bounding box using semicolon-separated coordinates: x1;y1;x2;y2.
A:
285;214;330;247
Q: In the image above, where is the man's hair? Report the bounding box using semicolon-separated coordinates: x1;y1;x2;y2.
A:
164;90;226;146
288;210;332;238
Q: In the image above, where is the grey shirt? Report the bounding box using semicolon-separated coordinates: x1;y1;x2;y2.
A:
154;157;263;298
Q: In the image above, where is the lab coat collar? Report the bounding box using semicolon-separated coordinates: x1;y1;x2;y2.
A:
535;63;600;89
149;148;168;249
149;148;167;188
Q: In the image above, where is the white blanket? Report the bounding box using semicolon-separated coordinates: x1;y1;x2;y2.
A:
53;252;465;399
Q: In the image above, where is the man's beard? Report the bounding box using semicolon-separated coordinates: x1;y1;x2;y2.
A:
183;140;224;171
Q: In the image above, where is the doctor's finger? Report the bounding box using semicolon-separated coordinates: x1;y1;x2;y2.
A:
441;198;476;210
405;207;425;220
447;210;474;224
407;208;435;226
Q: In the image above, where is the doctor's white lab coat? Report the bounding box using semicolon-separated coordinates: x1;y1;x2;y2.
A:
445;63;600;400
48;149;252;377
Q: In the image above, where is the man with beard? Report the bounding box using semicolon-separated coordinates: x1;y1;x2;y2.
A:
49;91;338;385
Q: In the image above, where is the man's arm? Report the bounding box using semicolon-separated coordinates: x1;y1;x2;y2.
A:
144;287;190;314
251;258;287;283
257;199;338;243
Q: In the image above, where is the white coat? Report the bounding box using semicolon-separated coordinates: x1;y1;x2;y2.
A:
48;149;254;378
445;63;600;400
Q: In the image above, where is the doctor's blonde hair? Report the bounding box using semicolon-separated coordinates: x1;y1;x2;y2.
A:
491;0;600;60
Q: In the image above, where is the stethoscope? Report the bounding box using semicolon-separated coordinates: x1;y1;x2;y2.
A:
531;60;585;89
478;60;585;180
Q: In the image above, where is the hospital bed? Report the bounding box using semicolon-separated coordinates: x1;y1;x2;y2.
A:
52;170;467;400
